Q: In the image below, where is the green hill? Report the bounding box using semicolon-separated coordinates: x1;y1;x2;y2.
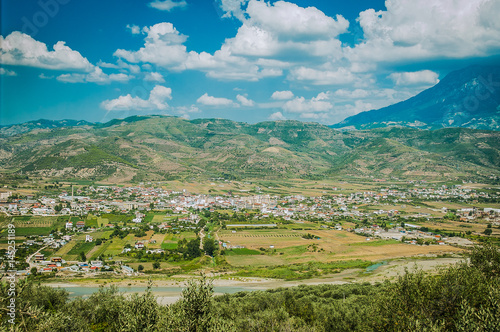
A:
1;115;499;182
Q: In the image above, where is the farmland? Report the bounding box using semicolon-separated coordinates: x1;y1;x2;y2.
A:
0;178;498;283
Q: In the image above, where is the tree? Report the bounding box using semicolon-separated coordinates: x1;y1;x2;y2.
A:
152;262;160;269
203;238;217;257
138;264;144;272
186;238;201;258
95;238;102;245
79;251;86;262
30;267;38;277
180;275;215;332
484;228;492;236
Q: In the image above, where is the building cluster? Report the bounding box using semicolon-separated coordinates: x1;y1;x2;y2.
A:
1;184;499;224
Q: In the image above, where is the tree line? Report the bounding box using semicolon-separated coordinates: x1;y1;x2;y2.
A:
0;245;498;331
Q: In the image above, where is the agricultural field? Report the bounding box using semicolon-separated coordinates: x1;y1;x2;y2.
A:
161;233;197;250
218;228;463;268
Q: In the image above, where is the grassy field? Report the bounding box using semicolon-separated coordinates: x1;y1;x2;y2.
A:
13;227;53;236
219;228;463;267
103;234;136;256
67;242;96;255
225;248;261;255
161;232;197;250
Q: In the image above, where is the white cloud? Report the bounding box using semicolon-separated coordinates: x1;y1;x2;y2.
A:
38;73;53;79
0;32;93;71
126;24;141;34
219;0;249;20
333;89;370;99
346;0;500;65
389;70;439;86
220;1;346;61
289;67;357;85
268;112;286;120
114;23;188;68
149;0;187;11
283;93;333;113
0;67;17;76
144;72;165;83
246;0;348;39
271;90;294;100
197;93;236;107
174;105;201;119
101;85;172;111
57;73;85;83
236;94;255;106
57;67;132;84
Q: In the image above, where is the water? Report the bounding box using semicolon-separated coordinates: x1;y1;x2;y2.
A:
54;285;259;299
365;261;387;273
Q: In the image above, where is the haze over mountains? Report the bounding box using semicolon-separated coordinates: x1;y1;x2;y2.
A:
333;65;500;130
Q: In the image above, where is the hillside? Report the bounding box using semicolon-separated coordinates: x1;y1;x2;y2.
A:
1;115;499;182
332;65;500;130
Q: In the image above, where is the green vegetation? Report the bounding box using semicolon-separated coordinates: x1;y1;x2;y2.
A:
236;260;372;280
11;227;53;236
67;241;96;256
2;115;500;181
225;248;261;256
1;245;498;331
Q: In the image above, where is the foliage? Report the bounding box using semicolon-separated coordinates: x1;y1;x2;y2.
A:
203;238;217;257
0;246;498;331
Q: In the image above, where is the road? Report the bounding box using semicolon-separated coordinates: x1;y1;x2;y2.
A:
25;243;51;269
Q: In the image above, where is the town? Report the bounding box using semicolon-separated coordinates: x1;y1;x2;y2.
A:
1;180;499;280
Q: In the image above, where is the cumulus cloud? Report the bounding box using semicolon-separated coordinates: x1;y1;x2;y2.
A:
38;73;53;79
236;94;255;106
114;23;188;68
0;32;93;71
389;70;439;86
144;72;165;83
268;112;286;120
220;0;347;61
333;89;370;99
271;90;294;100
197;93;235;106
346;0;500;65
246;0;348;39
149;0;187;11
283;92;333;113
289;67;357;85
219;0;249;20
101;85;172;111
0;67;16;76
126;24;141;34
57;67;132;84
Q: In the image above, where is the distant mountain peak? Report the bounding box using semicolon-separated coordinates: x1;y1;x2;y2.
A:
332;64;500;131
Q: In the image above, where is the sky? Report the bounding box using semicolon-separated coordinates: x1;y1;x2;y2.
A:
1;0;500;126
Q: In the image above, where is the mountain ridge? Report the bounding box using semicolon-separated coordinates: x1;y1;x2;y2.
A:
332;64;500;131
1;116;499;183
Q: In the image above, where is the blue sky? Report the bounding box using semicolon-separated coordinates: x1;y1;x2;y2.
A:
1;0;500;126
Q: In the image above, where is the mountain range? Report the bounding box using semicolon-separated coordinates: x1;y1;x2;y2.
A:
1;115;499;183
332;65;500;130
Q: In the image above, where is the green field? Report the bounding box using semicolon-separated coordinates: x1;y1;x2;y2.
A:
67;242;96;255
235;259;372;280
161;233;197;250
102;234;136;256
89;241;112;260
11;227;53;236
225;248;261;255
